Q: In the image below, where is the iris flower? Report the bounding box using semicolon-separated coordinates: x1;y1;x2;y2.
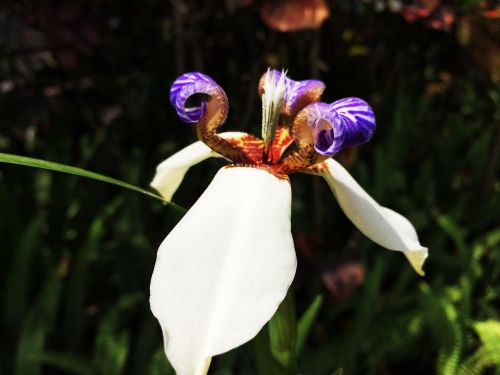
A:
149;70;428;375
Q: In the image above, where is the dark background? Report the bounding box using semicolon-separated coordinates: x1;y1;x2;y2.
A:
0;1;499;374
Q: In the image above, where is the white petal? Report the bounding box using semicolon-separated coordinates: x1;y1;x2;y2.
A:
150;167;297;375
321;159;428;276
150;131;246;201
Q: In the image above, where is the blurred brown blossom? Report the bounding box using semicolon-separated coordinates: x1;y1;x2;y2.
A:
260;0;330;32
321;261;365;300
295;231;365;300
457;16;500;82
225;0;253;14
400;2;454;31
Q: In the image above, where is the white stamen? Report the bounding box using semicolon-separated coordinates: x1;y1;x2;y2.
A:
261;69;287;153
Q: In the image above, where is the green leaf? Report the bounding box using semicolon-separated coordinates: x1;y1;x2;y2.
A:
147;348;175;375
251;328;286;375
457;320;500;375
296;294;323;354
421;288;463;375
268;291;298;373
4;218;42;340
474;321;500;365
94;315;130;375
131;317;162;374
62;198;123;350
0;152;186;214
435;214;468;263
93;293;143;375
457;347;495;375
28;352;95;375
15;271;63;375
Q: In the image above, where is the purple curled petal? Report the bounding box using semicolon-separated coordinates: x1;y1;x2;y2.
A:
306;98;376;156
170;72;226;124
331;97;376;147
266;69;325;116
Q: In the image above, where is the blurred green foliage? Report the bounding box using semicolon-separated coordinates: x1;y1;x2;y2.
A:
0;0;499;374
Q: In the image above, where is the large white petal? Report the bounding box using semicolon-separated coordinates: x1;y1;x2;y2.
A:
150;131;246;201
321;159;428;276
150;166;296;375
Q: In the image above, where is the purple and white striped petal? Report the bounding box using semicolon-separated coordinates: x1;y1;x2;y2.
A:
170;73;228;124
260;70;325;117
304;98;375;156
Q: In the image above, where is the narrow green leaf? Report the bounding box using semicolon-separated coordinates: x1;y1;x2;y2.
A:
15;271;63;375
435;214;468;262
4;218;41;340
131;317;161;374
94;316;130;375
147;348;175;375
93;293;143;375
0;152;186;214
296;295;323;354
421;289;463;375
268;291;298;373
28;352;95;375
62;198;123;350
251;328;286;375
